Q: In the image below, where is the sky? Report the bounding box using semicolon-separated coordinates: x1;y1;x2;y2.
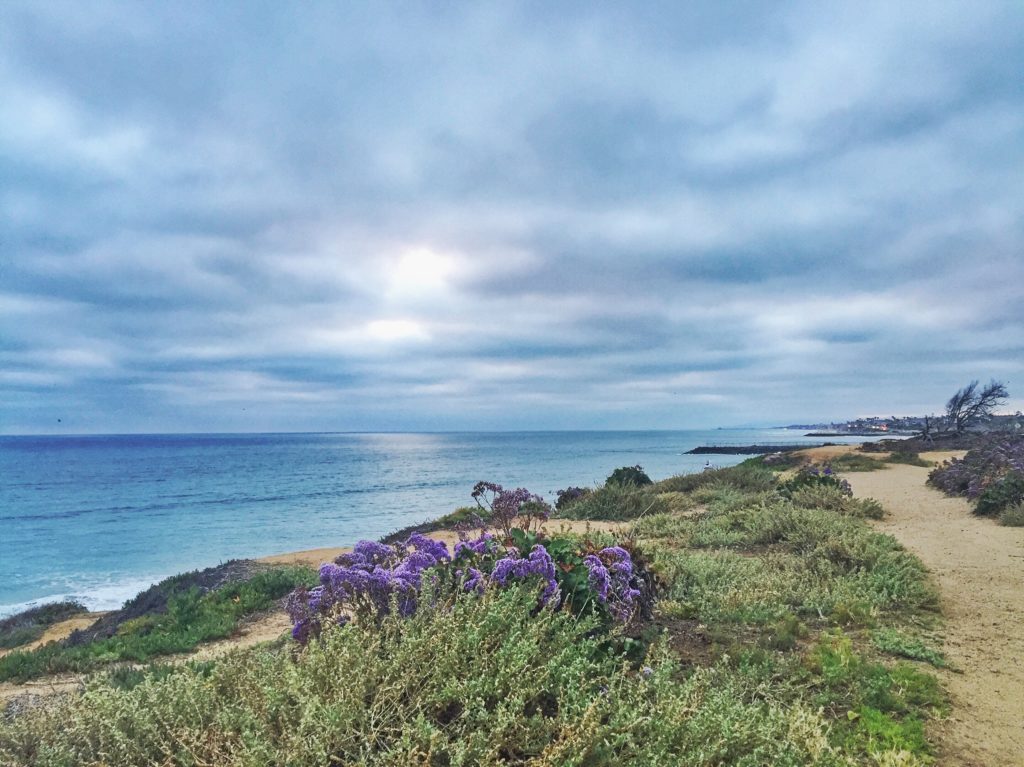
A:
2;1;1023;434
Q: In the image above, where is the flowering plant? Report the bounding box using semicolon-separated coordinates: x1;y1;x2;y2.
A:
287;485;648;644
470;481;552;538
928;436;1024;499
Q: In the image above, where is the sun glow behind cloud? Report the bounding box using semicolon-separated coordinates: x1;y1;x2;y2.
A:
385;248;457;299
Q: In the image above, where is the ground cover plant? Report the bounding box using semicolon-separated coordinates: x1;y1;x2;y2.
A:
0;566;315;682
928;434;1024;517
1;470;944;765
825;452;888;472
0;601;85;651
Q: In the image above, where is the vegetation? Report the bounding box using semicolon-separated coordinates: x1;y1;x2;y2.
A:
0;465;945;765
942;379;1008;435
885;451;932;467
554;482;668;521
0;601;85;651
652;460;776;493
928;434;1024;517
0;566;314;683
605;464;653;487
824;452;888;472
998;501;1024;527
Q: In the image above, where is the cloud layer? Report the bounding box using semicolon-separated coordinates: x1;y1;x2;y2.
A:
2;1;1023;433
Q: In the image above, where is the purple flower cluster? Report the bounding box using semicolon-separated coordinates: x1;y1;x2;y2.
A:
454;532;496;559
582;546;642;622
491;544;560;605
929;436;1024;499
287;533;450;643
287;487;650;644
471;481;552;536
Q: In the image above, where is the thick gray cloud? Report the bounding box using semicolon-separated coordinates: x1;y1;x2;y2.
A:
2;0;1022;433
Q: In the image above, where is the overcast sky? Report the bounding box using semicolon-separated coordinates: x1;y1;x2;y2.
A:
2;1;1022;434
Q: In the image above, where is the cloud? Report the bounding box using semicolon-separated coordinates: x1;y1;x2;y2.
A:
1;0;1023;433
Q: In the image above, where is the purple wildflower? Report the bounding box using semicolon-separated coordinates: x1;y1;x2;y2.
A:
463;567;485;594
405;533;450;563
583;554;610;602
454;532;495;559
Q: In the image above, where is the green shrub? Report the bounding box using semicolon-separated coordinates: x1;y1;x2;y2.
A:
0;588;842;767
999;501;1024;527
827;453;888;472
975;472;1024;517
653;463;776;494
605;464;653;487
555;483;668;521
779;465;852;498
788;485;885;519
871;628;946;668
885;452;932;467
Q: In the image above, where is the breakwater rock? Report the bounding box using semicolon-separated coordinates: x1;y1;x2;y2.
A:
686;443;831;455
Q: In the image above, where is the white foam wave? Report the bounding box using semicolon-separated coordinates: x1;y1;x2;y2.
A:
0;574;170;619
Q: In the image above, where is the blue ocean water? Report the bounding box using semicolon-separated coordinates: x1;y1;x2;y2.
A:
0;430;872;616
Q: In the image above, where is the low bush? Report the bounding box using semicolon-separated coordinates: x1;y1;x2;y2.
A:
555;483;669;521
871;628;946;667
605;464;653;487
554;486;591;511
652;462;777;495
788;485;885;519
928;434;1024;501
885;452;932;467
974;472;1024;517
779;465;853;498
826;453;887;472
998;501;1024;527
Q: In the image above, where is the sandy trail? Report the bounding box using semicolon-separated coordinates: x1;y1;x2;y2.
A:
842;454;1024;767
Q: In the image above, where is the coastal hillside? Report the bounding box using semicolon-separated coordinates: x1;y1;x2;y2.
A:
0;449;979;765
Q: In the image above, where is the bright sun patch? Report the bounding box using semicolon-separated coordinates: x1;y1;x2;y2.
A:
365;318;429;342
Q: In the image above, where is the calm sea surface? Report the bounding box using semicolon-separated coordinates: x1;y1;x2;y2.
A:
0;430;873;615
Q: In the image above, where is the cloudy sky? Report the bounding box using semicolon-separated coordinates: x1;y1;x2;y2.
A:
2;1;1022;434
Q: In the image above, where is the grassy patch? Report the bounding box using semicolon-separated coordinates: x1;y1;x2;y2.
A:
999;501;1024;527
0;566;315;683
0;601;86;651
651;461;777;494
827;453;889;472
871;628;947;668
885;452;933;468
553;483;669;521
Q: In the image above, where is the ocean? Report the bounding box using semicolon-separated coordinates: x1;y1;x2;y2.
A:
0;429;872;616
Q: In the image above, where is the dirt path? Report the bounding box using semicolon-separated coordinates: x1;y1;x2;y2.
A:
844;456;1024;767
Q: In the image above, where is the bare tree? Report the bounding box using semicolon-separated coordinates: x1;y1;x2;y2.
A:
944;379;1009;434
